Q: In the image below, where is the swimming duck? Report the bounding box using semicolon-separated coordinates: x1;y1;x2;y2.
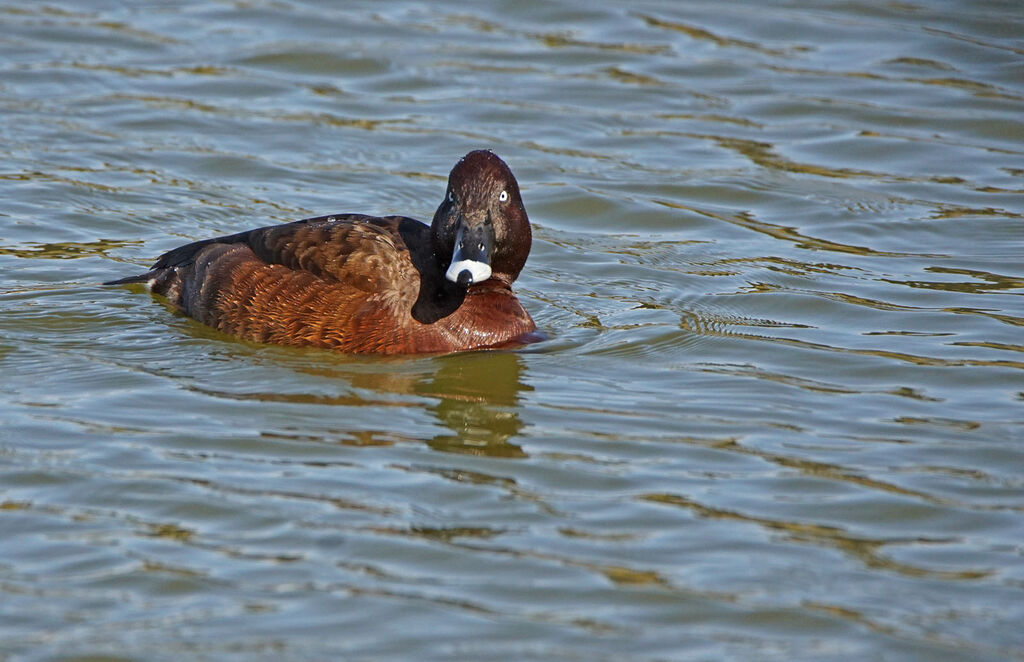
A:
106;150;537;354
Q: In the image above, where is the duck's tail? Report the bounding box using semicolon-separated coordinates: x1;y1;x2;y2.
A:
103;272;155;286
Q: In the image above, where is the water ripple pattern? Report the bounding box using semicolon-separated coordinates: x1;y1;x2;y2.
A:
1;2;1022;661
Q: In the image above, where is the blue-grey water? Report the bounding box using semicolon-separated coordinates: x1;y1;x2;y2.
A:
2;1;1023;660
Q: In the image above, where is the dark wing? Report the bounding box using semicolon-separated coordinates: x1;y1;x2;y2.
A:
244;214;421;294
110;214;424;294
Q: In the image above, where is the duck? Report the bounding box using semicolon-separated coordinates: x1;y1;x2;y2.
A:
106;150;537;355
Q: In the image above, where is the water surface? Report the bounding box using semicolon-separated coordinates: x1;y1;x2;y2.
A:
2;1;1023;660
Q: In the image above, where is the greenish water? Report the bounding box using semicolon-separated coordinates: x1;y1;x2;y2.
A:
2;1;1023;660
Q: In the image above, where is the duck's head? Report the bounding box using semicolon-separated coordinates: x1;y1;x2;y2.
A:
431;150;532;287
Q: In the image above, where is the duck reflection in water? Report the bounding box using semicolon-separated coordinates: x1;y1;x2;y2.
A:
421;351;529;458
302;351;530;458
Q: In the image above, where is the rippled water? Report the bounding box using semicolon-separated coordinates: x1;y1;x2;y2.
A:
2;1;1023;660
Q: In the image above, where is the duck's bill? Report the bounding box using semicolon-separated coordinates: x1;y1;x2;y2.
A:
447;259;491;286
445;218;493;285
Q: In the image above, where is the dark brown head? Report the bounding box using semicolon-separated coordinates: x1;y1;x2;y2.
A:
431;150;532;287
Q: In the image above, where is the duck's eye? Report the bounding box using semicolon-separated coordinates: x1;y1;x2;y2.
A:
448;190;455;203
498;190;508;202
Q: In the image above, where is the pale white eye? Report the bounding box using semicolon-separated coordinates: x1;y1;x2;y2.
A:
448;190;455;203
498;190;508;202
